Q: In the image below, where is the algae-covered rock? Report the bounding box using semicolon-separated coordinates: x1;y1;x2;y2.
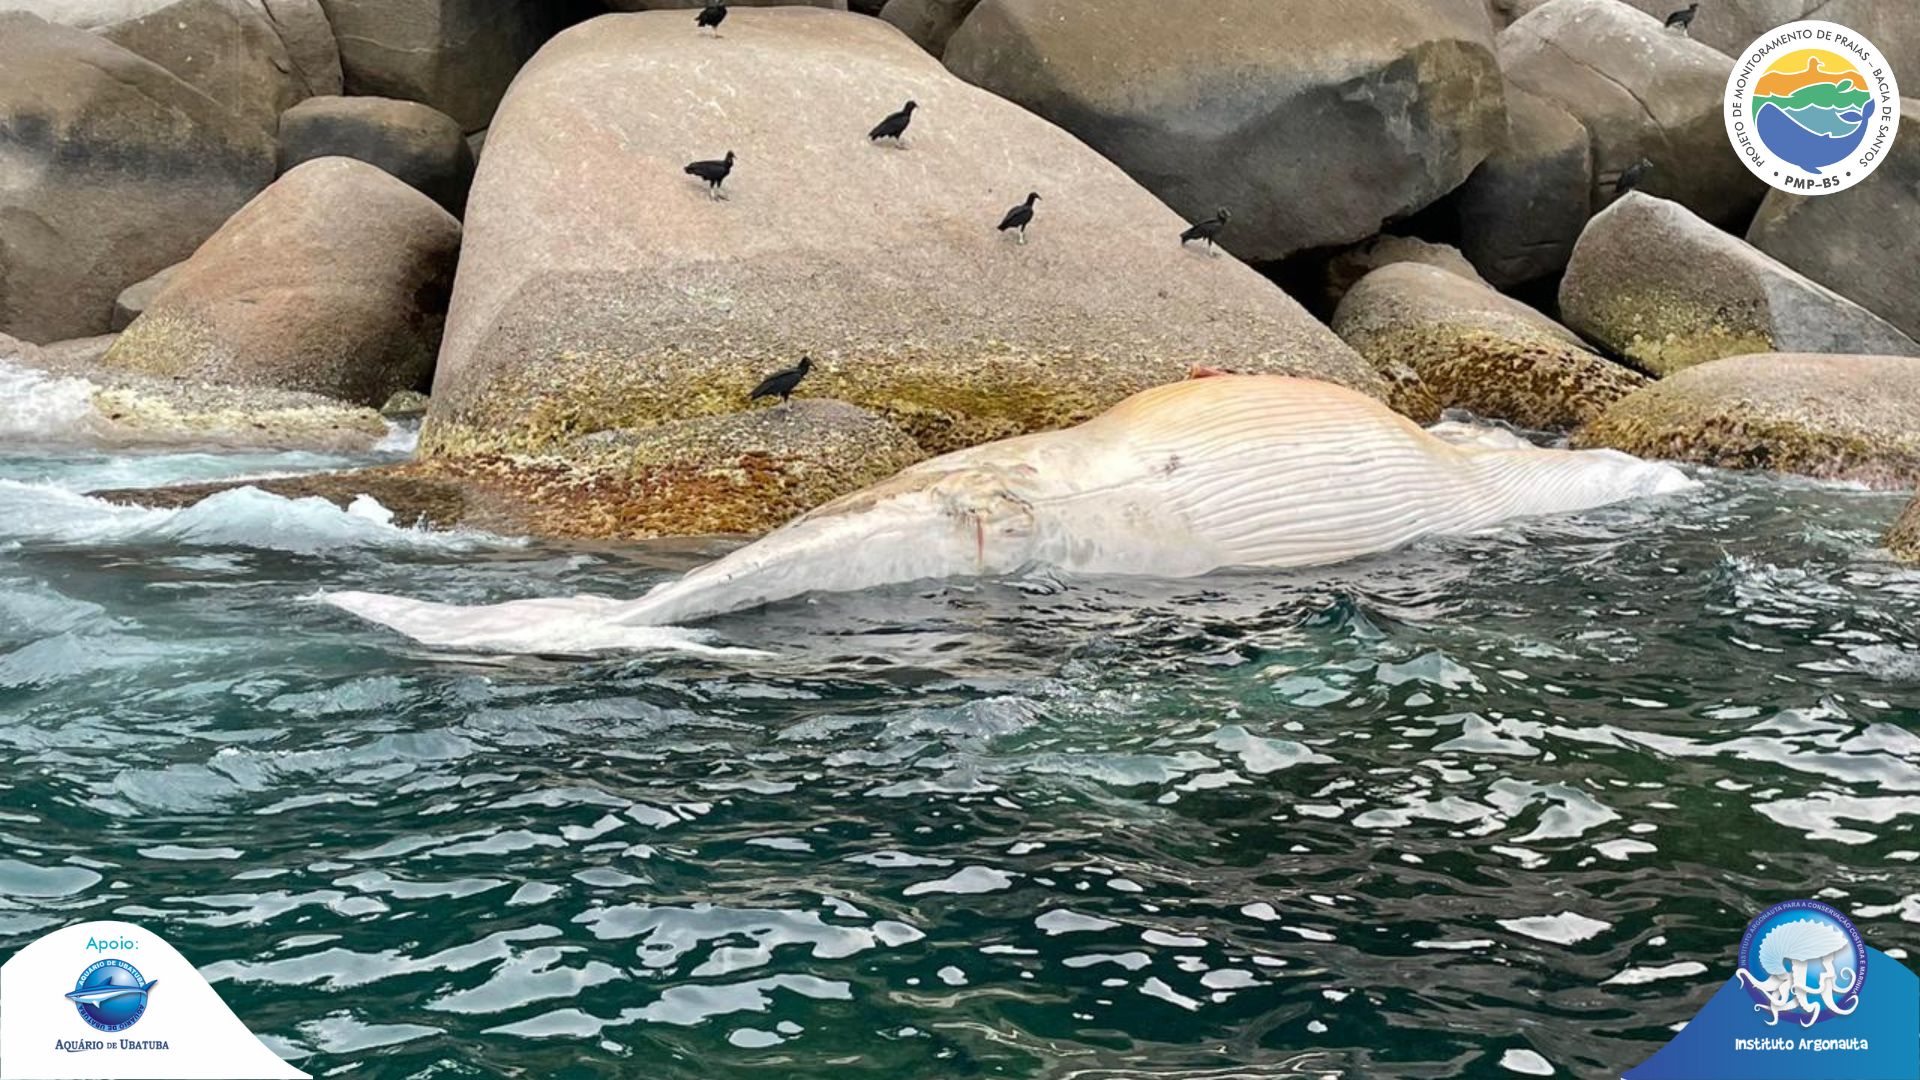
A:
1335;262;1644;430
1888;490;1920;562
943;0;1505;262
90;400;925;539
105;157;460;407
1576;353;1920;489
1560;194;1919;376
428;7;1381;465
1321;235;1488;312
112;263;182;333
4;331;388;451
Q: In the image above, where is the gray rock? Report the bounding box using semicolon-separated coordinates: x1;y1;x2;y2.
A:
258;0;344;97
3;331;389;451
1747;102;1920;343
1578;353;1920;490
1335;262;1645;430
112;262;182;332
105;157;461;406
427;8;1382;471
1454;83;1592;288
880;0;980;54
314;0;583;131
0;0;330;132
1614;0;1920;80
1500;0;1765;229
604;0;845;7
0;13;275;343
1322;235;1489;312
943;0;1506;262
278;95;476;214
1560;193;1919;376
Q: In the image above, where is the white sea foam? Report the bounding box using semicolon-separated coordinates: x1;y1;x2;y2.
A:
0;358;99;439
0;481;512;554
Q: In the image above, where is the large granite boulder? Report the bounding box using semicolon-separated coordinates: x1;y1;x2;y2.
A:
314;0;587;131
278;96;476;214
1321;235;1488;314
1747;103;1920;344
605;0;844;8
427;8;1383;467
1500;0;1764;230
2;333;388;451
1335;262;1645;430
1614;1;1920;81
1889;490;1920;562
942;0;1506;262
1560;194;1919;376
104;157;460;406
0;0;340;132
0;14;276;343
1453;83;1592;288
111;262;182;332
881;0;980;54
1577;353;1920;489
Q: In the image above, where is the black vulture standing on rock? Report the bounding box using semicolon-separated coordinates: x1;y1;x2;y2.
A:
998;192;1040;244
869;101;918;147
751;357;812;409
697;3;727;35
1180;208;1231;254
686;151;735;199
1665;4;1698;34
1614;157;1653;195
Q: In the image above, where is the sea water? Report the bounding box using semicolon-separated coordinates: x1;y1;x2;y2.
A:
1;425;1917;1077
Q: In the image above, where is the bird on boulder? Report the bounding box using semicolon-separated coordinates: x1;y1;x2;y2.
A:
697;3;727;35
1614;157;1653;195
1664;3;1698;34
869;101;918;148
686;151;735;199
998;192;1040;244
751;356;812;409
1180;208;1232;255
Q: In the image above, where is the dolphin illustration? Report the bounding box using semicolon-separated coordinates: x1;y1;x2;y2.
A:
325;375;1691;650
65;979;158;1006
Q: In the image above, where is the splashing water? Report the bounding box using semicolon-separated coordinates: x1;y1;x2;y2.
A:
0;435;1916;1078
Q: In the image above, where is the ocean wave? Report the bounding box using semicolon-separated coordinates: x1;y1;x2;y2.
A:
0;358;100;439
0;481;515;555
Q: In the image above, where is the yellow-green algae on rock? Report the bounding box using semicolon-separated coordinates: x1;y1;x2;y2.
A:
1576;353;1920;490
420;8;1383;477
1889;492;1920;562
1334;262;1643;430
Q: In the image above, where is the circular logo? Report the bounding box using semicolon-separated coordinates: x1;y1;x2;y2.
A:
1734;899;1865;1027
66;958;155;1032
1724;20;1900;195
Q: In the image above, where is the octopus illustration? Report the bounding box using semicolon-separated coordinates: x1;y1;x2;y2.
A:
1735;917;1860;1026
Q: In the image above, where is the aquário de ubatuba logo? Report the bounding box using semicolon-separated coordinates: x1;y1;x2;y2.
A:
1725;20;1900;195
1734;898;1865;1027
65;956;158;1033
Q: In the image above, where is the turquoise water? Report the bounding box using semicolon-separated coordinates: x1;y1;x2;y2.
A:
2;439;1917;1078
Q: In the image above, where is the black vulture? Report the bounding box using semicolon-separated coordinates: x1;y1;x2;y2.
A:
697;3;727;34
1180;208;1232;254
685;151;736;199
997;192;1041;244
751;357;812;407
1665;3;1698;33
1614;157;1653;195
869;101;918;147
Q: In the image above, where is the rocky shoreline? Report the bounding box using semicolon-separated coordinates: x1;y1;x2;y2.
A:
2;0;1916;554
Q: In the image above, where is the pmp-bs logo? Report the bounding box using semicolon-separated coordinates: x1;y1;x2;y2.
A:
1724;20;1900;195
65;957;158;1032
1734;899;1864;1027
